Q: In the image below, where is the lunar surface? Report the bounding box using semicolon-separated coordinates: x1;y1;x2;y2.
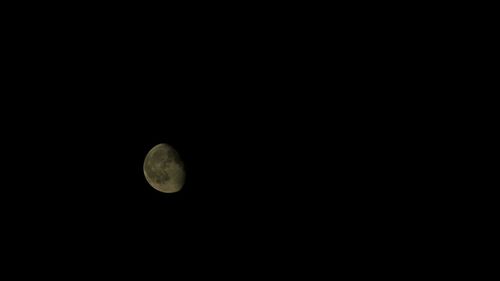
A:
143;143;185;193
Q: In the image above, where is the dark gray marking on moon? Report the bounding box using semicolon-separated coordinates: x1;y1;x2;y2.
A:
167;149;182;165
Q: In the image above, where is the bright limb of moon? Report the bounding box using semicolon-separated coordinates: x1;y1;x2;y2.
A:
143;143;185;193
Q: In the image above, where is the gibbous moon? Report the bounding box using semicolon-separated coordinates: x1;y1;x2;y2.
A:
143;143;185;193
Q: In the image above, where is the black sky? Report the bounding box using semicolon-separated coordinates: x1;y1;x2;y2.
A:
1;9;434;275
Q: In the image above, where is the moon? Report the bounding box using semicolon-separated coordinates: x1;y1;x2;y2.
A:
143;143;185;193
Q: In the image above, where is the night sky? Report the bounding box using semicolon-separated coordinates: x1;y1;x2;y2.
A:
4;73;414;272
1;10;432;276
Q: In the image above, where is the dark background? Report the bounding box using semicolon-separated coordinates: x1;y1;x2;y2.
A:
0;6;443;276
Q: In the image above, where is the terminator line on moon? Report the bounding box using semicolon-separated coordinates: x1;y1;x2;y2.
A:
143;143;185;193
